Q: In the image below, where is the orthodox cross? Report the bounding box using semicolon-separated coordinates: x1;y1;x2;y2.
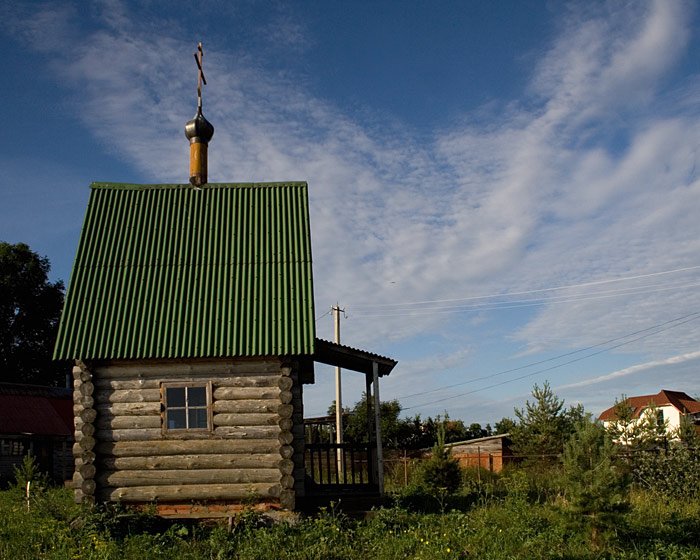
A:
194;42;207;110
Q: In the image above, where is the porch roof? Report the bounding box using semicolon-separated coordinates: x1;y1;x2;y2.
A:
313;338;397;377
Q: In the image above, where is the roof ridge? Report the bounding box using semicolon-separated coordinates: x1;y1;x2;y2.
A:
659;389;693;398
90;181;308;190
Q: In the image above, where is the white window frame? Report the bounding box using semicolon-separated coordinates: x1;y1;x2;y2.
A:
161;381;213;434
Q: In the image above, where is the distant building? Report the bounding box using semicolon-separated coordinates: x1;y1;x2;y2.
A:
446;434;516;472
418;433;516;473
598;389;700;440
0;383;74;484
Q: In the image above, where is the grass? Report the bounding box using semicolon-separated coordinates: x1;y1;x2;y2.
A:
1;485;699;559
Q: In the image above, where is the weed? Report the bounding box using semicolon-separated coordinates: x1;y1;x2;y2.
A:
1;484;700;559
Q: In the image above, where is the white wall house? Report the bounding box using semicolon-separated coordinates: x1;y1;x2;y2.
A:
599;390;700;441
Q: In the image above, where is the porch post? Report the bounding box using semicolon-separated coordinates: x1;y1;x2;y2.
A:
365;372;375;484
333;306;345;479
372;361;384;494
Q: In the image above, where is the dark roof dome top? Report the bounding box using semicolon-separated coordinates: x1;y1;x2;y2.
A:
185;106;214;144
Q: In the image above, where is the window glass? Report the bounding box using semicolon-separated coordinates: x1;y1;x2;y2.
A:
188;386;207;407
168;409;187;430
166;387;186;407
657;409;664;426
189;408;208;429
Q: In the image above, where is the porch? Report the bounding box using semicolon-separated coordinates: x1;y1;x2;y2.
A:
299;339;397;511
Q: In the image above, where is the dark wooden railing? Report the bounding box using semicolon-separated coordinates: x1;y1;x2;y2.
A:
305;443;377;491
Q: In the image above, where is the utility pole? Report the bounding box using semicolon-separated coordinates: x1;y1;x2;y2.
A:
332;304;345;479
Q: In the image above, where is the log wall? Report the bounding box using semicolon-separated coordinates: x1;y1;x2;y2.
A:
72;360;97;504
73;358;303;511
288;364;307;497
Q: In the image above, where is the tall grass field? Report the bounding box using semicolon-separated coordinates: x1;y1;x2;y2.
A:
1;482;699;560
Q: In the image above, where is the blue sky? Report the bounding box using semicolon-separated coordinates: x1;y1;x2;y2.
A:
2;0;700;425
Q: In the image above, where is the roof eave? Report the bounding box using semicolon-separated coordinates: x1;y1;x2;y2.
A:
313;338;397;377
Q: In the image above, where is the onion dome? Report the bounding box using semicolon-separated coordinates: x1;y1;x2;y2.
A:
185;106;214;145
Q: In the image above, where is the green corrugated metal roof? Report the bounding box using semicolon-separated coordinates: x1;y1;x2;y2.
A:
54;182;315;360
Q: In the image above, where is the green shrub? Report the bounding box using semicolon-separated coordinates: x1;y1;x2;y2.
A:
460;466;504;505
502;468;530;503
632;447;700;498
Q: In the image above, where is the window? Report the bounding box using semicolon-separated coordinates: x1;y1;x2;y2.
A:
0;439;25;456
162;382;212;432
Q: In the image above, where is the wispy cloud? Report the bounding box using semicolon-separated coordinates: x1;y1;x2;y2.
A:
557;350;700;391
6;0;700;419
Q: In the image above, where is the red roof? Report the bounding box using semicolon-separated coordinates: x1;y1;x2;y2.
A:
0;383;73;436
599;390;700;422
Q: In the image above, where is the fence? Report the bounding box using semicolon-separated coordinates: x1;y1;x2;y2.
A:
304;442;378;491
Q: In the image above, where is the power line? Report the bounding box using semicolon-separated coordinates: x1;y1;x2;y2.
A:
315;309;331;322
397;310;700;400
401;311;700;411
350;265;700;309
352;280;700;319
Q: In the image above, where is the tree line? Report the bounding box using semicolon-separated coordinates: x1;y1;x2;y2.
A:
321;378;700;458
318;382;579;452
318;393;507;450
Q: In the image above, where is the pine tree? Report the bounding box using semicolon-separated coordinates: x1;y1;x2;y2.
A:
562;418;630;551
606;395;670;451
635;401;668;450
417;420;461;496
511;381;579;464
605;394;637;448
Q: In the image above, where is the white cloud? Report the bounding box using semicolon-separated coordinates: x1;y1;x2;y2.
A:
556;350;700;392
7;0;700;419
531;1;690;126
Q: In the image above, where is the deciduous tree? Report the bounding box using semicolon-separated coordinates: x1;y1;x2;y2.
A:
0;242;68;386
494;417;516;435
329;394;406;449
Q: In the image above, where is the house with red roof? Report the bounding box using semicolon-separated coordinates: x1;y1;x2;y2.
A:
0;383;74;484
598;390;700;440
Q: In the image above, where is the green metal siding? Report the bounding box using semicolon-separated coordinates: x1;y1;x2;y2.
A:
54;182;315;360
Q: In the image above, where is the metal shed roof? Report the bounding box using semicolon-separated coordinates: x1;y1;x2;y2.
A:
54;182;315;360
0;383;74;436
314;339;397;377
